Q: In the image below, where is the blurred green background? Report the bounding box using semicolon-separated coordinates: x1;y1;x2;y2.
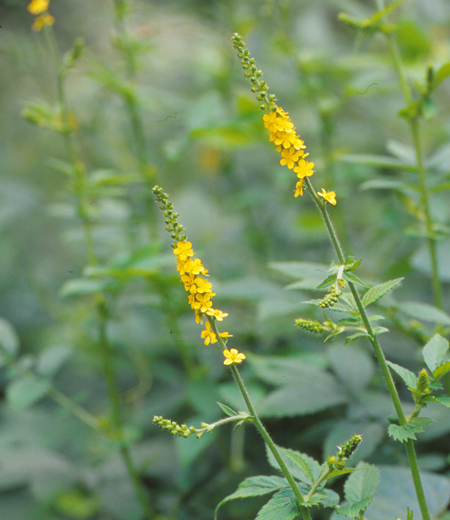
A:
1;0;450;519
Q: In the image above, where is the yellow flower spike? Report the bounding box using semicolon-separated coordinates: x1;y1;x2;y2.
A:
318;188;337;206
223;348;246;365
28;0;49;15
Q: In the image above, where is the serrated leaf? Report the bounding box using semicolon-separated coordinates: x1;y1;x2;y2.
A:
338;462;380;518
362;278;404;307
343;272;371;289
316;274;338;290
266;445;322;485
401;302;450;326
337;498;373;518
423;334;449;373
386;361;417;389
284;451;314;483
215;475;288;519
216;402;239;417
255;488;299;520
429;395;450;408
388;417;431;442
7;374;51;411
433;361;450;381
372;326;389;336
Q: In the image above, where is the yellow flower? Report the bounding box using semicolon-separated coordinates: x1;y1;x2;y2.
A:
294;159;314;180
223;348;246;365
318;188;337;206
32;13;54;31
28;0;49;15
294;179;304;198
280;147;303;169
173;241;194;261
201;322;217;345
206;309;228;321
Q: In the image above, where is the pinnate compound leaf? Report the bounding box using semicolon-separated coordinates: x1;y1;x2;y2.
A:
386;361;417;389
388;417;431;442
362;278;404;307
7;374;51;411
423;334;449;373
215;475;288;519
337;462;379;518
256;488;299;520
401;302;450;326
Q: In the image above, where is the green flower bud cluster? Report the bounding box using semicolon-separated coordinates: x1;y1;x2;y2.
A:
319;285;343;308
328;434;362;470
295;318;325;334
231;33;277;111
152;186;187;244
153;415;197;438
416;369;431;395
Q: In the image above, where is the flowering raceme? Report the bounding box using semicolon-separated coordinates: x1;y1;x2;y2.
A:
152;187;240;365
232;33;337;205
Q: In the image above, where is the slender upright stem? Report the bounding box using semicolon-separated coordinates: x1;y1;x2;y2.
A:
376;0;442;310
306;178;431;520
208;318;310;519
231;365;311;520
42;24;153;518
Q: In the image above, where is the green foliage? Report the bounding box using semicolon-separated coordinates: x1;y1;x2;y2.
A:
388;418;432;443
337;462;379;518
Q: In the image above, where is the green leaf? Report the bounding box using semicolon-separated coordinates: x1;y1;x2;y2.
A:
215;475;288;519
316;273;338;290
388;417;432;442
433;361;450;381
428;395;450;408
360;178;418;191
362;278;404;307
401;302;450;326
339;153;416;172
59;278;111;297
256;489;299;520
328;344;374;394
266;445;322;485
216;402;239;417
326;468;363;481
0;318;20;368
7;374;51;411
423;334;449;373
343;271;371;289
284;451;314;484
337;462;379;518
365;465;450;519
259;382;348;418
386;361;417;389
433;61;450;89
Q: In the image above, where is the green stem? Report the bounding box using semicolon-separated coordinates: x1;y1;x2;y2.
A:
231;365;311;520
207;318;310;519
305;178;431;520
97;297;154;519
377;0;442;310
305;467;331;503
43;25;153;518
